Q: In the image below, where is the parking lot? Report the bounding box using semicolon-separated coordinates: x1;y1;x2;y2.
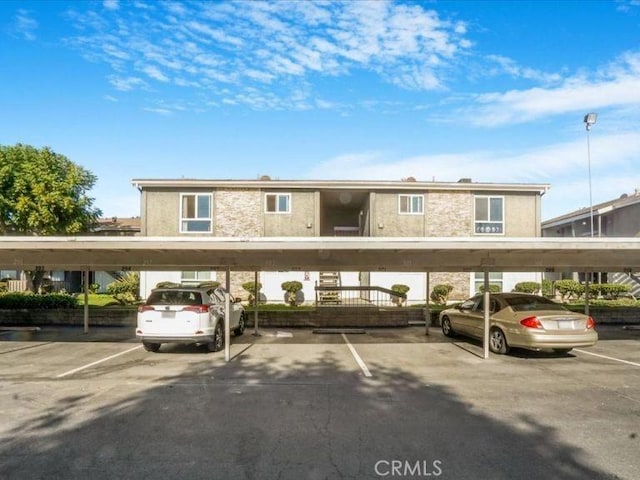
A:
1;324;639;479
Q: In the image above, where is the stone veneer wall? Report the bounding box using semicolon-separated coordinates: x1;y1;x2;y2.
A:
425;192;473;298
214;189;263;297
425;191;472;237
429;272;471;301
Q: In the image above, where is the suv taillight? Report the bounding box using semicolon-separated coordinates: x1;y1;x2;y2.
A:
182;305;209;313
520;316;542;329
138;305;154;313
586;316;595;329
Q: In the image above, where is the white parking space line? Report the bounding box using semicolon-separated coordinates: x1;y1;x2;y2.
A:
341;333;372;377
56;345;143;378
575;349;640;367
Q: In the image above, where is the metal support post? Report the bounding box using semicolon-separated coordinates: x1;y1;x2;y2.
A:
425;272;430;336
225;268;231;362
83;269;90;334
253;271;260;336
483;271;490;360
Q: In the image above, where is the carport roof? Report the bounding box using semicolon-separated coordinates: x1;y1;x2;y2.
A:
0;236;638;272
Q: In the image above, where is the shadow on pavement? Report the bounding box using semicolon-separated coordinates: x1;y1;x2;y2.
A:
0;335;620;479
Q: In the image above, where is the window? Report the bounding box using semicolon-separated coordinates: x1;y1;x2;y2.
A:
180;194;212;233
399;194;424;214
181;271;212;284
475;196;504;234
473;272;503;293
265;193;291;213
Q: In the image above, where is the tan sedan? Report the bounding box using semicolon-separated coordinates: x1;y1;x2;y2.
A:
439;293;598;354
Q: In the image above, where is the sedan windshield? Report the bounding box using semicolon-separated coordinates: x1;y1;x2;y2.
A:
503;296;567;312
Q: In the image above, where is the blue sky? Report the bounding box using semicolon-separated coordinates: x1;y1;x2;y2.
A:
2;0;640;222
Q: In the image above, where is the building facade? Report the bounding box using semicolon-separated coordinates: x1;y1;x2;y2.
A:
133;178;549;303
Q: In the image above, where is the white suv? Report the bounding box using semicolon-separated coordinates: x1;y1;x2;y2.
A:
136;285;246;353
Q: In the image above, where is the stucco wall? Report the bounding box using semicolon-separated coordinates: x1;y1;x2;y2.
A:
503;193;539;237
264;191;317;236
372;191;426;237
144;190;183;236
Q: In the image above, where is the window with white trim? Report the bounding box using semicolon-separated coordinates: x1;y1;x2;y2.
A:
474;196;504;234
473;272;503;293
181;271;212;284
180;193;212;233
399;194;424;214
265;193;291;213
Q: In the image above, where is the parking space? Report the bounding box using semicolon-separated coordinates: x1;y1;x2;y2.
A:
1;325;639;479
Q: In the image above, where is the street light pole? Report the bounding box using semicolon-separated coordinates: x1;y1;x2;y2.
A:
583;113;597;317
584;113;597;238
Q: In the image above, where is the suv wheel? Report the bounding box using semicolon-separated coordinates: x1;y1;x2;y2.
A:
234;312;246;336
208;321;224;352
142;342;161;353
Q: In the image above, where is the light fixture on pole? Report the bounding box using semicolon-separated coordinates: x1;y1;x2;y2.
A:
583;112;597;237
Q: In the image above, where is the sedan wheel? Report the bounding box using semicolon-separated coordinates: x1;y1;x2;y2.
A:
208;321;224;352
441;316;455;338
489;328;509;354
553;348;573;355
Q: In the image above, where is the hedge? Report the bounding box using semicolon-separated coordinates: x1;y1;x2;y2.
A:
0;293;78;309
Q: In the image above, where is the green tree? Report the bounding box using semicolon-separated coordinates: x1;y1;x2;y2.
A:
0;144;102;292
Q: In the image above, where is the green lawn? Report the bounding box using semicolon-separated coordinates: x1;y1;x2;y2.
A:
75;293;121;307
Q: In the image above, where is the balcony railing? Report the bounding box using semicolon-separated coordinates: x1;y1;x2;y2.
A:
315;285;407;307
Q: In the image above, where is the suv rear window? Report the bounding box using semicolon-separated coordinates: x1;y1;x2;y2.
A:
146;290;203;305
504;295;567;312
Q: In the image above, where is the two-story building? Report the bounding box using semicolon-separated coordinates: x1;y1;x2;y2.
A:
132;177;549;303
542;189;640;295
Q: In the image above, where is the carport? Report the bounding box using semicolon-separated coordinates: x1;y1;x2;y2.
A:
1;236;639;360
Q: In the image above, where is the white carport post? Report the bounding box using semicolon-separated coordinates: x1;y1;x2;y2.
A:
224;269;231;362
424;272;430;336
83;268;90;334
483;271;490;360
585;275;590;317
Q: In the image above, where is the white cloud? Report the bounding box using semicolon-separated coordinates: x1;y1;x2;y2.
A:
12;9;38;41
109;75;147;91
460;51;640;126
64;0;471;110
304;130;640;220
103;0;119;11
142;65;169;82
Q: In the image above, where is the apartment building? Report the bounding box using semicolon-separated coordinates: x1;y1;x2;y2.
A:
542;189;640;295
133;177;549;303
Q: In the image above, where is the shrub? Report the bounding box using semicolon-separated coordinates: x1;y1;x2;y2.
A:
107;272;140;305
592;283;631;299
554;279;584;301
430;284;454;304
0;292;78;309
390;284;410;306
0;281;6;293
242;281;263;304
89;283;100;294
541;279;554;297
478;284;501;294
281;281;303;306
513;282;541;294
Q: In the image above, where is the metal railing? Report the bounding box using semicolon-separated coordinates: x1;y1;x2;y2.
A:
315;285;407;307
